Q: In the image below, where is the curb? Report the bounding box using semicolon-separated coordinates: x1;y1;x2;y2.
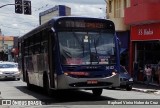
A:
134;81;160;87
132;81;160;94
132;88;159;94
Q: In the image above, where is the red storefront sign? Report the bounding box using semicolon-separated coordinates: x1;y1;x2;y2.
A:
131;23;160;41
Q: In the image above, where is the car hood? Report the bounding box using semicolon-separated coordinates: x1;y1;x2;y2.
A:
0;68;19;72
120;73;131;79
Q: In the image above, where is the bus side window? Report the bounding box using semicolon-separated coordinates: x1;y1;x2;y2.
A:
35;44;41;54
41;42;48;53
34;32;41;54
29;46;34;55
48;29;56;50
24;47;28;56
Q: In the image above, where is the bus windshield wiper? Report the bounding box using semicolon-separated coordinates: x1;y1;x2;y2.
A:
73;32;85;57
93;38;99;64
95;32;101;47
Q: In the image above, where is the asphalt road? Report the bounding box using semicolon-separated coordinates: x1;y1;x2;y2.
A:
0;80;160;108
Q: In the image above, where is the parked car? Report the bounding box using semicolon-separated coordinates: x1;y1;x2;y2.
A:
0;62;20;80
119;66;133;91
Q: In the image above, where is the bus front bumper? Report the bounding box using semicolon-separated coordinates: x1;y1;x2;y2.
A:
56;74;120;89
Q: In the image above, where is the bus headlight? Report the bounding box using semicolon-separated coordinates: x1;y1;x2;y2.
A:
64;72;89;76
64;72;69;76
112;71;117;75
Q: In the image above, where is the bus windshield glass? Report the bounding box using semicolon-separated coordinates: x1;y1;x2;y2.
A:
58;32;115;65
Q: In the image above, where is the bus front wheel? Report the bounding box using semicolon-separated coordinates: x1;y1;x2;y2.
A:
92;88;103;96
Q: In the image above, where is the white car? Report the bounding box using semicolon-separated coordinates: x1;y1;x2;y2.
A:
0;62;20;80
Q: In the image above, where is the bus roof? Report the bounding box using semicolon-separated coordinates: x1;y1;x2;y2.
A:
19;16;114;41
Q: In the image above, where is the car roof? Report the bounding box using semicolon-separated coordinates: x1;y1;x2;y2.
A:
0;62;17;64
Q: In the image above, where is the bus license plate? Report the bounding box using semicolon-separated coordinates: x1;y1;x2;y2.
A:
6;75;13;78
87;80;98;84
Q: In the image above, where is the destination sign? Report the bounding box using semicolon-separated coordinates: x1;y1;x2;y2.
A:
56;19;114;30
63;21;104;29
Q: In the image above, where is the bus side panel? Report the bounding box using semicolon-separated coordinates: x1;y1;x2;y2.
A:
24;55;39;86
38;53;49;87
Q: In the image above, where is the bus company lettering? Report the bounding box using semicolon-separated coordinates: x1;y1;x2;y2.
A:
106;66;114;70
138;28;153;36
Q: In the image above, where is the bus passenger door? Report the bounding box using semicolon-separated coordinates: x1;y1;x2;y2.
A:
48;30;56;88
18;41;26;81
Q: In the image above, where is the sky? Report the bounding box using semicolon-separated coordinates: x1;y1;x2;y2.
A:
0;0;106;37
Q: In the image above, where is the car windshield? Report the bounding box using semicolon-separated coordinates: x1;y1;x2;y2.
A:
58;31;116;65
0;64;17;68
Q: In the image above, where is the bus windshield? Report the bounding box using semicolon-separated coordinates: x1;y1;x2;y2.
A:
58;32;115;65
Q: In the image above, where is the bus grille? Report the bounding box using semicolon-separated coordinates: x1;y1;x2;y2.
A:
69;82;112;87
67;67;76;71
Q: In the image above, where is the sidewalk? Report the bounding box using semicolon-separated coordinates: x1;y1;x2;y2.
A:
132;81;160;94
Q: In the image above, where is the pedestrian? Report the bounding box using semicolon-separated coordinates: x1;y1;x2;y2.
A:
143;65;147;82
157;64;160;86
133;61;138;81
144;64;152;86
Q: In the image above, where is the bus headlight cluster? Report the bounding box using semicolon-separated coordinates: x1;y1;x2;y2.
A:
112;71;117;75
64;72;89;76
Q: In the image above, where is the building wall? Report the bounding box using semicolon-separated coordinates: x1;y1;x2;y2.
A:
107;0;130;31
40;11;59;24
124;0;160;81
0;35;15;61
39;5;71;25
106;0;131;70
125;0;160;25
0;36;14;52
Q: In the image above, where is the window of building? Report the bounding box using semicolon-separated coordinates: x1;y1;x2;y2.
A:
124;0;127;8
109;0;112;13
133;0;138;6
115;0;121;17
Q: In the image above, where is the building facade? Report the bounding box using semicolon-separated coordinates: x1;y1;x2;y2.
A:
125;0;160;83
0;36;14;61
39;5;71;25
107;0;131;70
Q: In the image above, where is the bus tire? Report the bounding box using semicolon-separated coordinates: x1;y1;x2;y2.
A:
92;88;103;96
126;84;132;91
43;74;52;96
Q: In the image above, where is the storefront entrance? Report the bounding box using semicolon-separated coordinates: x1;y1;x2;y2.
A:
136;41;160;83
130;23;160;84
137;41;160;65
